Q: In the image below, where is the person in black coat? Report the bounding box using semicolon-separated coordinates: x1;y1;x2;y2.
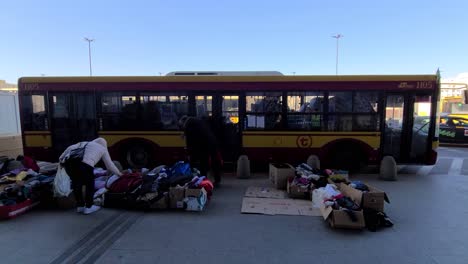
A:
179;116;222;185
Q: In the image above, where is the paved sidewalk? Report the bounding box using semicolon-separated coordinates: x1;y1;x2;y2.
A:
0;171;467;264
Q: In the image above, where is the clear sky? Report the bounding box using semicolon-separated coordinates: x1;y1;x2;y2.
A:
1;0;467;83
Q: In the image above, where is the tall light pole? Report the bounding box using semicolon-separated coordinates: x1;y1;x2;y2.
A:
84;37;94;76
332;34;343;75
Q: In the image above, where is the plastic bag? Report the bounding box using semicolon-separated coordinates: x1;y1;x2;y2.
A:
311;185;341;208
170;161;191;177
312;188;328;208
54;165;72;197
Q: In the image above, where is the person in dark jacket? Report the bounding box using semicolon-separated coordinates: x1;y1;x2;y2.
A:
179;116;222;186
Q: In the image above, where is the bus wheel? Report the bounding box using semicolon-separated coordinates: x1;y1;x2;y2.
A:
379;156;397;181
125;144;151;169
331;148;365;173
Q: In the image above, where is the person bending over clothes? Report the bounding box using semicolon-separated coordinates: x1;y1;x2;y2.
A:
59;138;122;215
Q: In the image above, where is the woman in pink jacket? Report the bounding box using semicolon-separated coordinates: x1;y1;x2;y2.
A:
60;138;122;215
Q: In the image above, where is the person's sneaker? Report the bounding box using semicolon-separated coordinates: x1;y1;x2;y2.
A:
83;205;101;215
76;207;85;213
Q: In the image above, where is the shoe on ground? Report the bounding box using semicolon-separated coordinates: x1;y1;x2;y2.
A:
84;205;101;215
76;207;85;213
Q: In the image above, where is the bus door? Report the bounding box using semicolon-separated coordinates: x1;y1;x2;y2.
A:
50;93;97;155
194;94;241;164
409;94;433;162
220;94;241;164
383;94;408;162
383;93;434;163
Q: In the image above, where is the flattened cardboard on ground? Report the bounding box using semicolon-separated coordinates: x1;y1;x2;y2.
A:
338;182;389;212
241;197;321;216
287;181;311;199
269;163;295;190
244;186;288;199
320;182;365;229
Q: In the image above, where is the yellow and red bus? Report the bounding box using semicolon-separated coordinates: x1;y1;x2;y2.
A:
18;73;440;170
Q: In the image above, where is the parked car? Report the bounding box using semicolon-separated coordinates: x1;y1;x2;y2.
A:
439;115;468;144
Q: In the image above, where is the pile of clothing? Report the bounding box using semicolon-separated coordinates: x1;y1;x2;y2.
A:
0;159;56;218
93;161;213;211
324;193;361;222
349;181;369;192
312;180;394;231
291;164;347;190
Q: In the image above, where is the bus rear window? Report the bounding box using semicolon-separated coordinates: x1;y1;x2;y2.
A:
21;94;48;131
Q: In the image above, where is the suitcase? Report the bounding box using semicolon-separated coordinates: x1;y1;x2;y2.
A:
0;199;40;220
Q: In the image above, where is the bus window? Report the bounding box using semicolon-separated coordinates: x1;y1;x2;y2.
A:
165;96;189;129
101;92;137;130
328;91;380;131
354;115;379;131
52;95;70;118
222;95;239;124
21;94;48;130
245;92;282;130
328;115;353;131
196;96;212;118
140;94;189;130
354;92;378;112
353;92;379;131
329;92;352;112
287;92;324;131
140;95;165;130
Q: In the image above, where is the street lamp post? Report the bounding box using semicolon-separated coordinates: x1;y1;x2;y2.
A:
84;37;94;76
332;34;343;75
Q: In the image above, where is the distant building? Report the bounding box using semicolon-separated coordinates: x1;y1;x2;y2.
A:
0;80;17;92
0;85;22;157
441;73;468;114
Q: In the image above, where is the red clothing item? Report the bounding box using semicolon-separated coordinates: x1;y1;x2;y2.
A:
199;179;214;199
23;156;40;173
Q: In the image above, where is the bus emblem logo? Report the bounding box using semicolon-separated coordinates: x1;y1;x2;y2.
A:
296;136;313;148
398;82;415;89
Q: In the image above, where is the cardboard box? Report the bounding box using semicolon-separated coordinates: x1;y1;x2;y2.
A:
287;181;310;199
338;183;389;212
269;163;295;190
185;188;206;198
184;188;207;211
320;206;365;229
169;187;186;209
320;182;365;229
150;193;169;210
